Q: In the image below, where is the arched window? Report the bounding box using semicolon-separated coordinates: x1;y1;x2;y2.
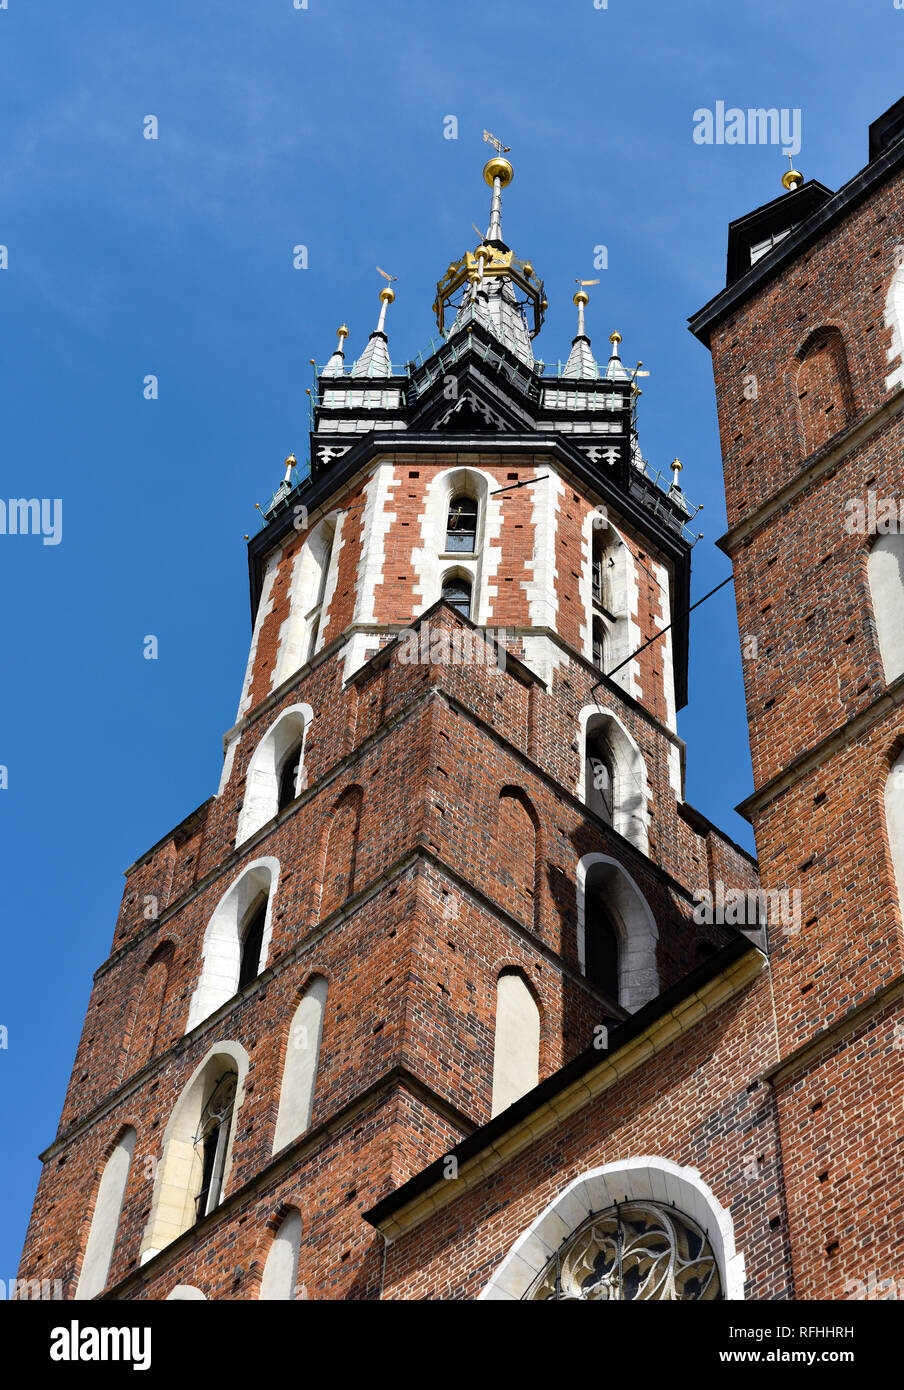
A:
580;709;649;852
868;534;904;685
195;1070;238;1219
795;326;854;457
277;737;304;812
259;1209;303;1301
187;859;279;1031
237;898;267;992
885;749;904;913
273;977;328;1152
481;1157;745;1301
304;525;334;661
527;1201;721;1300
166;1285;207;1300
497;789;539;927
591;526;613;611
577;854;659;1012
141;1045;247;1261
275;516;339;684
442;576;472;620
586;732;615;825
446;494;479;553
490;971;540;1117
319;788;363;920
584;890;620;1000
236;705;311;847
122;943;173;1078
75;1127;137;1300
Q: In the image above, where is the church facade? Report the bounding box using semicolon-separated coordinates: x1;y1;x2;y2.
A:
17;108;904;1301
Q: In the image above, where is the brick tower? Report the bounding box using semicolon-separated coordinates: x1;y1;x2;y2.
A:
688;102;904;1298
20;151;772;1304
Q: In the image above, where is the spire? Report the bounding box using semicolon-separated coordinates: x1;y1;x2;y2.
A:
433;138;545;369
322;324;349;377
562;279;600;380
482;129;512;245
351;271;396;378
604;329;630;382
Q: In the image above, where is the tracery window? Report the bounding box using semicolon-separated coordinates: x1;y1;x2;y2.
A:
194;1071;238;1219
525;1201;721;1301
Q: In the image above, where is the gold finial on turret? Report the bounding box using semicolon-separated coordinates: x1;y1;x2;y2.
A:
782;152;803;191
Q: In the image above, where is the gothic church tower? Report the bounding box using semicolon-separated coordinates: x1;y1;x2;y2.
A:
19;152;764;1303
689;101;904;1298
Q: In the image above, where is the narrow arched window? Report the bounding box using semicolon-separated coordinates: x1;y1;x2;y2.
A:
195;1071;238;1219
238;898;267;991
305;527;334;661
592;527;611;610
585;891;620;1000
260;1209;303;1300
273;977;328;1151
868;533;904;684
491;971;540;1117
277;737;303;812
446;495;478;553
75;1128;137;1300
442;576;472;619
586;733;615;825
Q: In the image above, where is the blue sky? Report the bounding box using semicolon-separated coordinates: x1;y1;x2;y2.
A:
2;0;901;1277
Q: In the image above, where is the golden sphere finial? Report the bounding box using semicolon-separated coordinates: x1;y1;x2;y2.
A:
379;286;395;304
483;156;514;188
573;289;590;307
782;153;803;191
609;330;622;344
285;453;296;467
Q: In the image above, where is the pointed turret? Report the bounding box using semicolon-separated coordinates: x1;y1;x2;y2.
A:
351;280;395;378
562;284;600;380
438;152;543;369
604;329;631;382
322;325;349;377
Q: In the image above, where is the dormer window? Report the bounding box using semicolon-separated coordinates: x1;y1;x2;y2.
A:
749;226;792;265
446;495;478;553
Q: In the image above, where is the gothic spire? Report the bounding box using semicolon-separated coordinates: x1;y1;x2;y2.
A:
351;273;396;378
562;280;600;380
322;324;349;377
604;329;631;382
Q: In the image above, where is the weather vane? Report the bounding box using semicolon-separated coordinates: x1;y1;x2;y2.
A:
574;278;600;291
483;129;511;155
376;266;398;286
